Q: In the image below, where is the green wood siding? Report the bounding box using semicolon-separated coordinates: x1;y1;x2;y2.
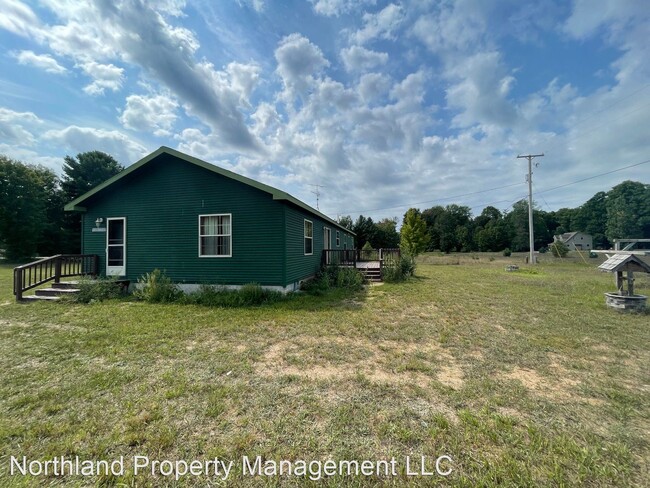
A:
284;203;355;284
81;153;286;285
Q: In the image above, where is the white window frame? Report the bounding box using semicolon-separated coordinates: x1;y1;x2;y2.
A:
304;219;313;255
199;214;232;258
336;231;340;247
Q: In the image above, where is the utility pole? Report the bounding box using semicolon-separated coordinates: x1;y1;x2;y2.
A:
309;184;325;210
516;153;544;264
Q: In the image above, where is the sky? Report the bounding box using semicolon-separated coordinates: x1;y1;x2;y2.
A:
1;0;649;222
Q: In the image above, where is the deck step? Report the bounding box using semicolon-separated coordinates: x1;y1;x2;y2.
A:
22;295;61;302
52;281;80;289
358;267;382;282
35;287;80;297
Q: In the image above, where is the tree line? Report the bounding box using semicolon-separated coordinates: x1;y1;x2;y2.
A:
0;152;123;261
339;180;650;253
1;149;648;262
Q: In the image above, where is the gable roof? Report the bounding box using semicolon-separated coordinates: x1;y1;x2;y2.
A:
555;231;591;243
64;146;354;235
598;254;650;273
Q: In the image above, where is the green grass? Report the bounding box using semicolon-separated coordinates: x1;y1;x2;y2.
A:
0;253;648;486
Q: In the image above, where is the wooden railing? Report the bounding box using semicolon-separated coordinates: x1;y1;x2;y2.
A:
13;254;99;301
321;248;401;267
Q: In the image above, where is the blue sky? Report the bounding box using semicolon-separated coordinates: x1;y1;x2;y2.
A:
1;0;648;221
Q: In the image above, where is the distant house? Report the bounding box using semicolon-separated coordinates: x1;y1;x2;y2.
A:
64;147;354;292
553;231;593;251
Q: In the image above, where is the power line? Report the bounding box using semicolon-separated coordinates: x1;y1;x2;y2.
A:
336;181;524;215
535;159;650;196
471;158;650;215
333;157;649;220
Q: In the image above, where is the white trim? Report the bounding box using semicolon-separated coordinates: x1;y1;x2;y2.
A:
106;217;126;276
304;219;313;255
199;213;232;258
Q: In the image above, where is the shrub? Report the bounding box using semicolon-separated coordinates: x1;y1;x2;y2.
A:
68;277;125;303
383;256;416;283
589;251;598;258
302;265;365;294
550;241;569;258
134;269;182;303
239;283;280;305
334;267;365;290
503;248;512;257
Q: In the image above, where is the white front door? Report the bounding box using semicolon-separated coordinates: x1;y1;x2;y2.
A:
106;217;126;276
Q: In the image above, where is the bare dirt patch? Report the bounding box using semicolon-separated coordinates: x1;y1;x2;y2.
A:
255;336;466;390
503;362;581;400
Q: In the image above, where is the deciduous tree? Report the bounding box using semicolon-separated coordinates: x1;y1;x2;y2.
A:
400;208;430;257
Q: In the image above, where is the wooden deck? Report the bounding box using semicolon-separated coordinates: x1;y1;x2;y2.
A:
323;249;399;282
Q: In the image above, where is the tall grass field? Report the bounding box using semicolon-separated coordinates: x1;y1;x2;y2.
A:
0;253;648;486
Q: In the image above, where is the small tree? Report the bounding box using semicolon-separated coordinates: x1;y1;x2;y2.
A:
400;208;430;258
550;240;569;258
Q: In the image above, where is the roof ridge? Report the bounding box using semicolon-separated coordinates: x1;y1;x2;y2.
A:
64;146;354;235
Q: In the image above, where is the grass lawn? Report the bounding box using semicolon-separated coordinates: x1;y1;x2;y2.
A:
0;253;648;486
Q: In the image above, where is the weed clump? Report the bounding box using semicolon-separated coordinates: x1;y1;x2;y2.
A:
185;283;285;307
134;269;182;303
68;277;125;303
302;265;365;295
383;256;416;283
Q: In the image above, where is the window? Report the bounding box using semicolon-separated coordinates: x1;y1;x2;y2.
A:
199;214;231;257
336;231;340;247
304;220;313;255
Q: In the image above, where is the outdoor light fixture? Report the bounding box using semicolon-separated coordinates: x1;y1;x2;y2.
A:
95;217;103;228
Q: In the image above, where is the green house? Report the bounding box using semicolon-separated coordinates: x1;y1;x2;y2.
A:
64;147;355;292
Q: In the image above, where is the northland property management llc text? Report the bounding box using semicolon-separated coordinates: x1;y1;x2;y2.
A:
9;454;453;481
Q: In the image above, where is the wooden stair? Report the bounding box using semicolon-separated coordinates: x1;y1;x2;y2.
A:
359;267;382;282
21;281;80;302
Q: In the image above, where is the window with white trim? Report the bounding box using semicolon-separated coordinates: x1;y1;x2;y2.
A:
336;231;340;247
199;214;231;257
304;220;313;255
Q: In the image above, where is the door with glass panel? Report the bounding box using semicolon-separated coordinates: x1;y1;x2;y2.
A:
106;217;126;276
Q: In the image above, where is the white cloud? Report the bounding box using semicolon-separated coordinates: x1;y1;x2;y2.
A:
445;51;517;128
357;72;391;103
43;126;148;164
80;62;125;95
563;0;640;40
310;0;375;17
14;50;66;74
225;62;262;107
0;107;41;145
236;0;265;12
340;46;388;72
0;0;43;39
351;3;404;44
119;94;179;136
275;33;329;99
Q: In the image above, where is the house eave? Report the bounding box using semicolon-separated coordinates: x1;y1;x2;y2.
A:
64;204;87;212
